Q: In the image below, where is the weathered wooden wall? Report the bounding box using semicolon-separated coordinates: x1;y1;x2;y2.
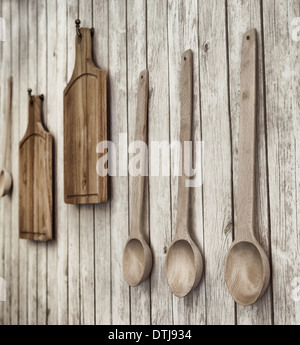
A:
0;0;300;325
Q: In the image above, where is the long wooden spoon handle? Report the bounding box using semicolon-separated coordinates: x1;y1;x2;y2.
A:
175;50;193;239
129;69;149;238
3;76;13;168
236;29;257;241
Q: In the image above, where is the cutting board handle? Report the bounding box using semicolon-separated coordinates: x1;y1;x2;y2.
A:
26;91;45;136
73;27;94;76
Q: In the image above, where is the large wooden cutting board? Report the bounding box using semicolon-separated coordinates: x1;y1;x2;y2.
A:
19;95;53;241
64;27;107;204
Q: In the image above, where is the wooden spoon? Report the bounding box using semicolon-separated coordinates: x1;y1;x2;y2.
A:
0;76;13;197
166;50;203;297
225;29;270;306
123;69;152;286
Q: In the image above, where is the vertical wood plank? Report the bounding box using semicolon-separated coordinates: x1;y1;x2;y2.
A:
167;0;205;325
127;0;151;325
27;0;38;325
67;0;80;325
46;0;58;325
263;0;300;325
198;0;235;324
10;0;20;325
227;0;273;325
93;0;111;325
18;0;28;325
78;0;95;325
0;0;5;325
37;0;47;325
147;0;173;325
109;0;130;325
56;0;68;325
0;0;2;321
2;0;12;325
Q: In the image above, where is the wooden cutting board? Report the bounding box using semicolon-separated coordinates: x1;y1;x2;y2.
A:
19;94;53;241
64;26;107;204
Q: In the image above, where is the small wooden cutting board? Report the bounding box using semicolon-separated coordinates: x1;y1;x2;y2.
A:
64;26;107;204
19;94;53;241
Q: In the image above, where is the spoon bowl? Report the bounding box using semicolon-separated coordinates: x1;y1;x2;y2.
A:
0;168;12;197
225;240;270;306
166;238;203;297
123;237;152;287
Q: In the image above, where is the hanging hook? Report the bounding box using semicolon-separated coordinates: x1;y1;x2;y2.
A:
75;19;82;38
28;88;33;104
39;94;44;102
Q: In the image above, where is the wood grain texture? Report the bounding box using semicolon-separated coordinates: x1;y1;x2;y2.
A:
263;0;300;325
0;0;12;326
93;0;111;325
19;95;53;242
78;0;95;325
4;0;11;325
37;0;47;325
198;0;235;324
0;0;4;324
127;0;151;325
167;0;205;325
10;0;20;325
147;0;173;325
64;6;107;205
1;76;12;177
46;0;58;325
26;0;38;325
66;0;80;325
109;0;130;324
227;0;272;324
56;0;69;325
18;0;28;325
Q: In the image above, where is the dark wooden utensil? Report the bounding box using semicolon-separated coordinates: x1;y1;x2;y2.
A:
19;90;53;241
64;19;107;204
